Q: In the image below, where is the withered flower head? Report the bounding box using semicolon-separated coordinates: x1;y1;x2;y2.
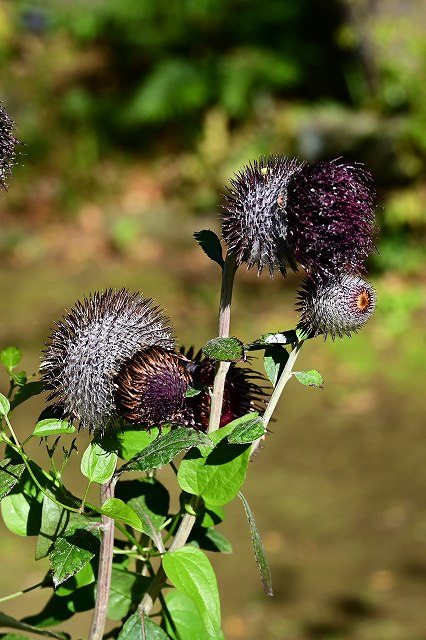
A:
221;155;302;275
0;103;19;191
296;273;377;340
42;289;175;433
221;156;376;278
182;347;268;432
114;347;192;428
286;159;376;277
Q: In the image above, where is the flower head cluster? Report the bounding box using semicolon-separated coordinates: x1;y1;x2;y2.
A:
0;103;19;191
221;155;376;279
42;289;175;433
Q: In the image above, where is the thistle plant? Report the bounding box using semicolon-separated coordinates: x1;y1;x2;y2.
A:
0;116;379;640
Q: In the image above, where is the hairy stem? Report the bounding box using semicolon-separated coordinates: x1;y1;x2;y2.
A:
208;251;238;433
89;476;117;640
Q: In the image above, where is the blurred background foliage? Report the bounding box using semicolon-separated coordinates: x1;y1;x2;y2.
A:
1;1;426;639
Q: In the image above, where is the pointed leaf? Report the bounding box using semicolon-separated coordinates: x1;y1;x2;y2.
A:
0;392;10;416
194;230;224;268
0;458;26;499
117;611;169;639
293;369;324;388
238;492;273;596
49;527;100;587
116;427;159;461
202;337;244;362
163;547;221;638
165;590;224;640
120;427;212;474
100;497;143;531
263;345;289;386
227;413;265;444
80;441;117;484
0;346;22;371
33;419;76;438
10;381;46;411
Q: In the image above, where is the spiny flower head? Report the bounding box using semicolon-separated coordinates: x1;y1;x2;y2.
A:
182;347;268;432
221;155;302;275
42;289;175;433
0;103;19;191
114;347;192;428
286;159;376;277
296;273;377;340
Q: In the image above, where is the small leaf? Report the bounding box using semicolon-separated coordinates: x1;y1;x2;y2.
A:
227;413;265;444
80;441;117;484
117;611;169;639
0;346;22;371
0;392;10;416
263;345;289;386
163;547;221;638
238;492;273;596
0;611;70;639
33;419;76;437
50;528;100;587
120;427;212;474
10;381;46;411
202;337;244;362
100;498;143;531
0;458;26;499
194;229;224;268
293;369;324;388
11;370;27;387
246;330;297;351
185;383;205;398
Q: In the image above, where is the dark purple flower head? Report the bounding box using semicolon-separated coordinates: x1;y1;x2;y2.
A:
286;159;376;277
296;273;377;340
42;289;175;433
221;156;302;275
181;347;268;432
114;347;192;428
0;103;19;191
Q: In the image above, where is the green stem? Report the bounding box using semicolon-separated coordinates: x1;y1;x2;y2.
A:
0;580;46;604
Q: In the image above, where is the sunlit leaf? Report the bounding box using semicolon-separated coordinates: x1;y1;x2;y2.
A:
100;498;143;531
263;345;289;386
80;441;117;484
293;369;324;388
33;419;76;438
0;392;10;416
0;346;22;371
0;458;26;500
238;492;273;596
165;590;224;640
49;527;100;587
117;611;169;639
226;413;265;444
202;337;244;362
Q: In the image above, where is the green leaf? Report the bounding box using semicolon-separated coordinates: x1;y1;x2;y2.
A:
100;498;143;531
197;504;225;528
293;369;324;388
120;427;212;474
0;612;69;639
0;458;26;500
10;381;46;411
246;330;297;351
190;527;233;554
55;561;95;596
116;427;159;461
163;547;221;638
185;382;205;398
107;568;150;620
238;492;273;596
165;590;224;640
0;346;22;371
116;478;169;538
193;229;224;268
1;492;37;536
263;345;289;386
202;337;244;362
11;371;27;387
227;413;265;444
117;611;169;639
80;441;117;484
49;527;100;587
32;419;76;438
178;425;251;506
0;393;10;416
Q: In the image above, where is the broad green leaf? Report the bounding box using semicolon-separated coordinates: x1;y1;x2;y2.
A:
293;369;324;388
238;492;273;596
0;346;21;371
10;381;46;411
107;568;150;620
100;497;143;531
55;561;95;596
193;229;224;268
32;419;76;438
116;478;169;538
120;427;212;474
117;611;169;639
0;458;26;499
263;345;289;386
0;392;10;416
245;330;297;351
0;612;69;639
227;413;265;444
116;427;159;461
49;527;100;587
202;337;244;362
163;547;221;638
165;590;224;640
80;441;117;484
1;492;38;536
178;424;250;506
